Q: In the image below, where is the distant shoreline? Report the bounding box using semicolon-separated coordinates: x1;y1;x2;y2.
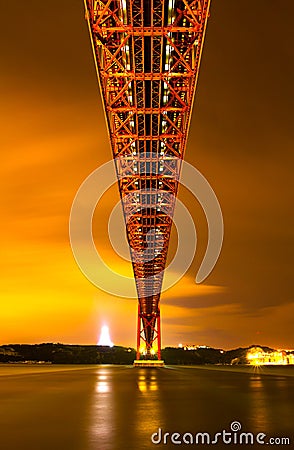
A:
1;343;293;366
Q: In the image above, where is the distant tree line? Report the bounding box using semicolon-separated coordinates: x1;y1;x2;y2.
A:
0;344;275;365
0;344;136;365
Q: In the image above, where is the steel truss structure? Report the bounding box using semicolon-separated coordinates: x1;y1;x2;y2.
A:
84;0;210;360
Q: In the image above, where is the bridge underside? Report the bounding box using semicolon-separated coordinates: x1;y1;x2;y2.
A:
85;0;210;359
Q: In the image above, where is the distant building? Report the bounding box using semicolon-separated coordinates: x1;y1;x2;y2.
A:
180;344;213;351
247;347;294;365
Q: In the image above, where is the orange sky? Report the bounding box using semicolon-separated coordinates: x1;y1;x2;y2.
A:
0;1;293;349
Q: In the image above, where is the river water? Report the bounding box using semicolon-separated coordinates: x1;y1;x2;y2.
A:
0;364;293;449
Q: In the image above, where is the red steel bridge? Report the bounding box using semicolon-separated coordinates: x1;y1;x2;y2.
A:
84;0;210;363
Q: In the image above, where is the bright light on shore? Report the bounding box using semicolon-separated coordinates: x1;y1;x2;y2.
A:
247;347;294;365
98;325;114;347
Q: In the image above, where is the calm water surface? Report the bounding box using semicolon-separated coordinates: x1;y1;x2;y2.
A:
0;364;293;449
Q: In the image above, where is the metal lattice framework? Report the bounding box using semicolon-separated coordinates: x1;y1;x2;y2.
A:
84;0;210;360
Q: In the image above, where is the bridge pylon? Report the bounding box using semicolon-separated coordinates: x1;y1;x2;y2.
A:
84;0;211;364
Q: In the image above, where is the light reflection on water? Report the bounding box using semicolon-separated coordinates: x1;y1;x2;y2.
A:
0;365;293;450
248;375;269;430
87;366;294;449
96;374;110;393
134;369;162;440
137;373;158;392
89;367;162;449
89;369;115;449
247;373;292;434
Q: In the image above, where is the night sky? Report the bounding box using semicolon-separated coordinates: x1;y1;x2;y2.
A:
0;1;293;349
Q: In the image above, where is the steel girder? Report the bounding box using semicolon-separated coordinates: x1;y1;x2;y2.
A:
84;0;210;359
